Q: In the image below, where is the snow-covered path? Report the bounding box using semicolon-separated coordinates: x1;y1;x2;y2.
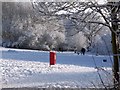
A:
0;47;113;88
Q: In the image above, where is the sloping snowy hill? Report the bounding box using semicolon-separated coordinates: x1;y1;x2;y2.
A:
0;47;113;88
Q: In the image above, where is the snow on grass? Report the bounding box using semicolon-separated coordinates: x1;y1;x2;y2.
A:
0;47;113;88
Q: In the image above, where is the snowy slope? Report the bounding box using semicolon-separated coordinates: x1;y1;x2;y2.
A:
0;47;113;88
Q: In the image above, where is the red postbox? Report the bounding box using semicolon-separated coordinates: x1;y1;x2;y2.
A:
50;51;56;65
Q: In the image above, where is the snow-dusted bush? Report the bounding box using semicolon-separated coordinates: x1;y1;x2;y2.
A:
66;32;88;51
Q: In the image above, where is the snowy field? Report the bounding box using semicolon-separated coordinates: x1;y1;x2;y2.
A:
0;47;114;88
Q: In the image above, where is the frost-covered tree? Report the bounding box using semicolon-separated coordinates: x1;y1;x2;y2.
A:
32;2;112;53
2;2;35;48
2;2;67;50
2;1;118;54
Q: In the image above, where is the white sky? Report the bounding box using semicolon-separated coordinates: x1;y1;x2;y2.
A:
0;0;107;3
1;0;119;4
0;0;119;2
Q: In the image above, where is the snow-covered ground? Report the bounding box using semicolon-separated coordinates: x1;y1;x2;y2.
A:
0;47;114;88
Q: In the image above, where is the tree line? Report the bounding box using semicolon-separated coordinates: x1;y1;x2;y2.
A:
2;2;112;55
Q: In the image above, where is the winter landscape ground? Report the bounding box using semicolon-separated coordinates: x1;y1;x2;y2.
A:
0;47;114;89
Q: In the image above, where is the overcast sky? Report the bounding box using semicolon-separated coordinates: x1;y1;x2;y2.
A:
0;0;107;3
1;0;119;2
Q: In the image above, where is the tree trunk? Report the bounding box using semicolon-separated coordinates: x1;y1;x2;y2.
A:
112;31;119;88
111;3;119;88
